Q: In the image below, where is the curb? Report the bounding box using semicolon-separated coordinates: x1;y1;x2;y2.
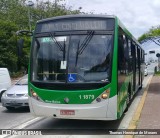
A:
125;75;153;138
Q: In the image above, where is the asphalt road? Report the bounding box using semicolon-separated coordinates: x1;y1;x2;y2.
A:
0;105;34;129
0;62;157;137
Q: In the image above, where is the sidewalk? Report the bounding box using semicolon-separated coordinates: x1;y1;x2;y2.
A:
136;75;160;137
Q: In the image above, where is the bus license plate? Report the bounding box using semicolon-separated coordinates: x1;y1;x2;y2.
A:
60;110;75;115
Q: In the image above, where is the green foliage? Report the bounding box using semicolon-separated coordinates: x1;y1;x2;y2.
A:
138;34;148;42
0;0;82;30
0;20;18;72
0;0;82;75
155;71;160;75
138;26;160;42
10;71;24;78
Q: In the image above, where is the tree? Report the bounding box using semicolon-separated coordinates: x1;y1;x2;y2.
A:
0;20;18;72
138;26;160;42
0;0;82;74
0;0;82;30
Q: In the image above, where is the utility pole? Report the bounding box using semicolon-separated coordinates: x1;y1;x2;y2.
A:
27;1;34;31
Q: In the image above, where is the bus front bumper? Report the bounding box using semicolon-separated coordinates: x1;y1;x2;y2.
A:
29;96;117;120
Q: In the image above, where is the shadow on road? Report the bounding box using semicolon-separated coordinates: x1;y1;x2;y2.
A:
2;107;30;113
25;113;126;135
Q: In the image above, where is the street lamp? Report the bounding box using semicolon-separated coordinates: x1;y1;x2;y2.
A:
27;0;34;31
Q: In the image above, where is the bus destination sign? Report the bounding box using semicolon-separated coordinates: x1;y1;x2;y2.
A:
36;19;114;32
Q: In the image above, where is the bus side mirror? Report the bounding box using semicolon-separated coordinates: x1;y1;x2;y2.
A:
16;30;33;57
17;39;24;57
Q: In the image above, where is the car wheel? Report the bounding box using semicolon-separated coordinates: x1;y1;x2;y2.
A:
6;107;15;110
0;91;5;102
0;93;2;102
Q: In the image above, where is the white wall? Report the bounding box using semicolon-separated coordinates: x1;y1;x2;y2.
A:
141;37;160;63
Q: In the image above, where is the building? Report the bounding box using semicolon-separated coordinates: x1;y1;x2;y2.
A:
141;36;160;63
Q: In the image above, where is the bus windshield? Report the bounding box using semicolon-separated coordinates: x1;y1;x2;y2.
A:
32;32;113;83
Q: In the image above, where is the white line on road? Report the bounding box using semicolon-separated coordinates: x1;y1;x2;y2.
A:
13;117;43;129
4;117;44;138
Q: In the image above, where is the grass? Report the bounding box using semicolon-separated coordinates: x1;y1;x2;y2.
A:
154;71;160;76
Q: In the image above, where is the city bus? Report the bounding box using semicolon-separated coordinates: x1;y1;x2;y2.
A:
28;15;144;120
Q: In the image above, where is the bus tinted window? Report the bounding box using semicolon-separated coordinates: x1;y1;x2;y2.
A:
32;34;113;83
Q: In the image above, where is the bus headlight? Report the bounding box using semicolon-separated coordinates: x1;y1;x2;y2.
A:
32;91;37;97
92;89;110;104
30;89;43;102
101;89;110;99
101;93;108;99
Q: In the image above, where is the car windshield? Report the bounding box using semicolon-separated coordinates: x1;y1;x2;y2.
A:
16;75;28;85
32;32;113;83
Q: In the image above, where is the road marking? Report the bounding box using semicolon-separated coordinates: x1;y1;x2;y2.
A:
0;106;3;108
125;75;153;138
3;117;44;138
13;117;43;129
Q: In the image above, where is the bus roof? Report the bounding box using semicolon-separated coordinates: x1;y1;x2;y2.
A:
36;14;142;49
37;14;116;23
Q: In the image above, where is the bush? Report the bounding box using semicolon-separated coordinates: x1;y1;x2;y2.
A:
10;71;23;78
155;71;160;75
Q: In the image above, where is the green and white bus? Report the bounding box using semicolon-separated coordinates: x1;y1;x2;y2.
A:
28;15;144;120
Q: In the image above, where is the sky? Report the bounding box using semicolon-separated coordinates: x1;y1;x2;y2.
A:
65;0;160;39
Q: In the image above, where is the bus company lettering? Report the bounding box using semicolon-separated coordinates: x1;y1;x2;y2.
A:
45;100;61;104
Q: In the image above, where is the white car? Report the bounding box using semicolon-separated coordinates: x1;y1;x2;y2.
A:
1;75;28;110
0;68;11;102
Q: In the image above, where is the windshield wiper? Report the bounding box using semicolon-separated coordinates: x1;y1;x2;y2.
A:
49;32;66;61
75;31;94;66
75;40;80;66
78;30;94;55
49;32;64;51
63;40;66;61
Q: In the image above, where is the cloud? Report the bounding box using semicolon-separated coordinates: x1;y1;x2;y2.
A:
66;0;160;38
152;0;160;8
